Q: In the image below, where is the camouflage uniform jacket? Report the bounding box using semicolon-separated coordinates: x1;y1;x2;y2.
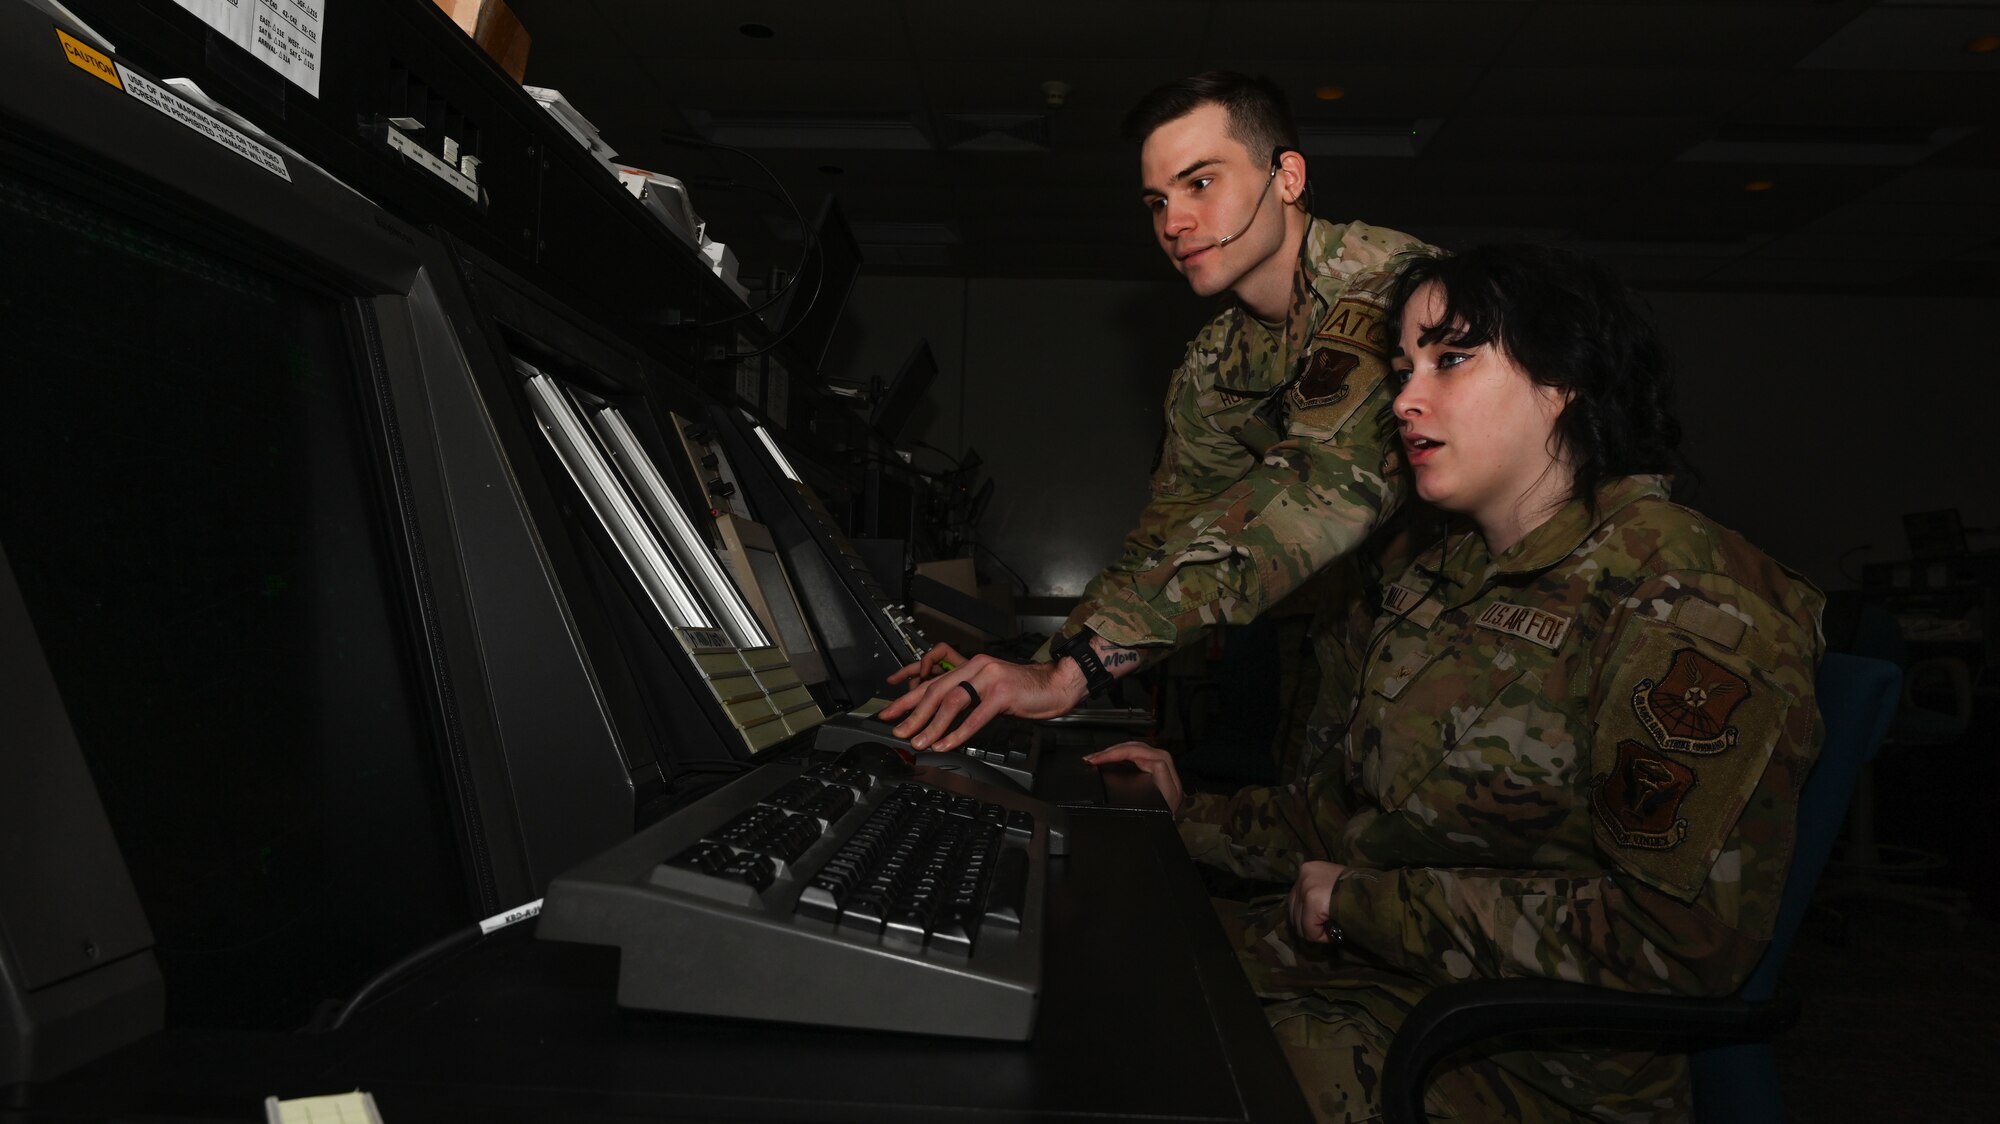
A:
1192;475;1826;1118
1057;218;1429;652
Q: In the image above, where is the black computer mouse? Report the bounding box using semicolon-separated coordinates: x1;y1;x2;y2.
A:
838;740;916;777
915;750;1031;796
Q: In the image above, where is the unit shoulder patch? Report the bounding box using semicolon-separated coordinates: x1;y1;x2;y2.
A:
1289;346;1359;410
1631;647;1750;755
1594;739;1695;850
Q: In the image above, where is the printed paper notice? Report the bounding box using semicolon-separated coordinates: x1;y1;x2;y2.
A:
172;0;324;99
114;63;292;180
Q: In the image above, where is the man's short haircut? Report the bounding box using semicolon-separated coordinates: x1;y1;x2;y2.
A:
1123;71;1298;162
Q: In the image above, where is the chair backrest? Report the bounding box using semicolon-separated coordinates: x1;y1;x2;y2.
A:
1737;651;1900;1003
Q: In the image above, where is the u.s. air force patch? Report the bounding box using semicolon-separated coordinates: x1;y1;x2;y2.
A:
1631;647;1749;754
1594;739;1694;850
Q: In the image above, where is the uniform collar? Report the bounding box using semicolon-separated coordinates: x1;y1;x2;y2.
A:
1210;215;1334;394
1300;216;1353;308
1433;475;1670;584
1491;475;1671;575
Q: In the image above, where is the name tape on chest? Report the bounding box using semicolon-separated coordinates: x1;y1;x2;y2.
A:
1380;581;1442;629
1473;601;1573;651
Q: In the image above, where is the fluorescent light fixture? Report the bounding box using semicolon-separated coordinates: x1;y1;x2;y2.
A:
588;406;770;649
520;364;713;630
753;424;802;482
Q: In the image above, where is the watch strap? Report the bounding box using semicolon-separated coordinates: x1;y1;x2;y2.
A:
1052;629;1115;696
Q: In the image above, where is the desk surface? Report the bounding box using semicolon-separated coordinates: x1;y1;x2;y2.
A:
11;811;1310;1123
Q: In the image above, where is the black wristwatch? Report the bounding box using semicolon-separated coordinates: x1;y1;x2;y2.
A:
1050;628;1115;697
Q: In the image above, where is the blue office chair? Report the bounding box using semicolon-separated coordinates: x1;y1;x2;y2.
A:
1379;652;1902;1124
1815;600;1975;923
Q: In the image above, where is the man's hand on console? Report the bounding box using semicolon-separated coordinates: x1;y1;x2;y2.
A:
884;642;969;688
1081;742;1183;816
878;652;1089;752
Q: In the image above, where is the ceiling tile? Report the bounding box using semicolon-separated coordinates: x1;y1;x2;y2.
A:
1202;2;1531;63
1459;64;1772;118
1427;114;1714;160
1742;68;2000;130
1800;4;2000;71
1507;1;1866;69
902;2;1212;61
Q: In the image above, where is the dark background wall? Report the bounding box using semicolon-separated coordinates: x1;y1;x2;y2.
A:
837;273;1999;606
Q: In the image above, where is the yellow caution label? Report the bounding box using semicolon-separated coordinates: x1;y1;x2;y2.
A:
57;27;121;90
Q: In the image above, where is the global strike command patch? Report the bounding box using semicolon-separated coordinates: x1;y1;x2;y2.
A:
1631;647;1749;754
1595;739;1695;850
1289;346;1358;410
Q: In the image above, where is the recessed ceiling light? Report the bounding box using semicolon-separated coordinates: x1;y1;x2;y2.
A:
739;23;775;39
1744;179;1776;192
1314;85;1347;101
1966;34;2000;54
817;164;844;175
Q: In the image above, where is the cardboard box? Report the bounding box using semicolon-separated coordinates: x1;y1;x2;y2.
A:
433;0;531;82
911;559;1016;655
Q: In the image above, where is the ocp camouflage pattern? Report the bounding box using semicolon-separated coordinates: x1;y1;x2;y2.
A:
1182;475;1826;1122
1056;218;1430;655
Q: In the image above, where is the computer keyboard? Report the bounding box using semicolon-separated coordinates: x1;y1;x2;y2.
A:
536;745;1052;1040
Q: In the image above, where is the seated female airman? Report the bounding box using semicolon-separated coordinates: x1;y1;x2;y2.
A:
1089;243;1824;1124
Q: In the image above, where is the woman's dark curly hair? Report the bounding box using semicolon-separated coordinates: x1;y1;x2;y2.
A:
1385;244;1688;515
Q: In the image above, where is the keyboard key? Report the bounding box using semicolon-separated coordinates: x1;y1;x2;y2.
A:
982;847;1028;930
929;913;976;956
840;894;887;934
796;882;841;923
666;840;734;876
723;853;776;892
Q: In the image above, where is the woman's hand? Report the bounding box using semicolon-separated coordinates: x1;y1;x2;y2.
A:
1082;741;1184;816
1289;860;1348;944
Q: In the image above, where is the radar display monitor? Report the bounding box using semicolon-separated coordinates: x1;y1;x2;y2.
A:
0;150;468;1046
